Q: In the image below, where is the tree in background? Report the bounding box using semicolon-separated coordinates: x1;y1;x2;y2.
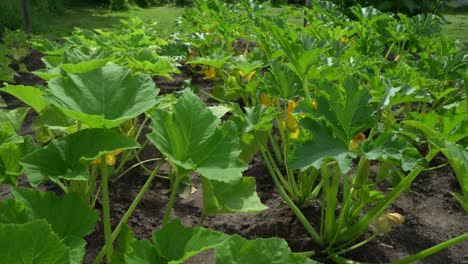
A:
23;0;31;34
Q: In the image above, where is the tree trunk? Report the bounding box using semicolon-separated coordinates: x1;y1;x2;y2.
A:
23;0;31;35
304;0;311;27
0;23;3;43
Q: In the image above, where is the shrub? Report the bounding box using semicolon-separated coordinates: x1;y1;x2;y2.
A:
328;0;455;15
111;0;130;10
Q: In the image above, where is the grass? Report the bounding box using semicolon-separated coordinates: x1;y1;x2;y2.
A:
31;5;467;45
441;12;468;43
35;6;184;38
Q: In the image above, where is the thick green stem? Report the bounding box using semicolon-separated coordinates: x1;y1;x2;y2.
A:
100;156;113;263
258;143;323;246
388;233;468;264
86;165;98;204
163;173;182;226
93;163;162;264
268;133;283;166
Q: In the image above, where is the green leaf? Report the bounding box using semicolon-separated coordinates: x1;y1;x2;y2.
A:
127;240;163;264
201;177;268;215
44;62;159;128
64;236;86;264
0;122;23;146
0;199;29;224
359;133;424;172
230;104;274;163
0;220;70;264
0;85;50;113
0;95;6;107
126;57;179;79
31;105;73;129
21;128;140;186
128;219;316;264
430;139;468;213
290;120;355;173
380;84;432;109
407;111;467;143
59;59;109;74
189;56;230;68
9;188;98;237
33;66;62;81
153;219;230;262
300;78;376;144
0;107;30;133
114;224;138;264
0;189;97;264
263;60;302;99
0;135;36;185
148;90;246;182
216;235;317;264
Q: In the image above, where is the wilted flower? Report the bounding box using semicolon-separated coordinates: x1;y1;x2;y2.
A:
375;212;404;234
348;132;366;151
312;100;318;110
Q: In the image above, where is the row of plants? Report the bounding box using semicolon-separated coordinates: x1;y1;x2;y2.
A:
1;0;467;263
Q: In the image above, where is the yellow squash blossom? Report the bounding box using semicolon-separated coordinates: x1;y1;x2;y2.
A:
91;150;123;166
203;67;216;80
312;100;318;110
260;94;272;106
284;100;300;139
239;70;256;81
188;50;194;61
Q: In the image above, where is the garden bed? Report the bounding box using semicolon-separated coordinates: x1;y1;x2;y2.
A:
1;50;467;264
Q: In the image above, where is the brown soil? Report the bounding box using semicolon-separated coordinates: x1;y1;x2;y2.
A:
1;51;467;264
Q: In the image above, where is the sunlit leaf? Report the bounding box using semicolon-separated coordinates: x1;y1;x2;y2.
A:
358;132;424;171
290;119;355;173
126;219;316;264
147;90;246;182
0;85;49;113
44;62;159;128
202;177;268;215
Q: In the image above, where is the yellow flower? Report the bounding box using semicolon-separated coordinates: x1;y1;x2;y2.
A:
91;150;123;166
203;67;216;80
284;100;300;139
375;213;404;234
312;100;318;110
339;36;348;43
261;94;271;106
348;132;366;151
188;50;194;61
239;70;256;81
243;49;249;55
